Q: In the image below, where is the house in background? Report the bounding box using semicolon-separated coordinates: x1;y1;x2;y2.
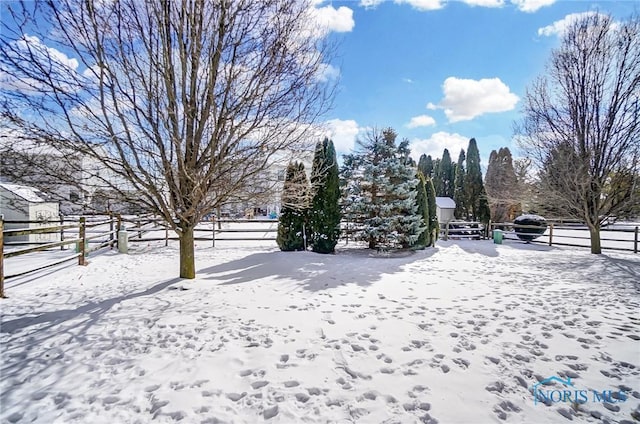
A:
435;197;456;224
0;183;60;243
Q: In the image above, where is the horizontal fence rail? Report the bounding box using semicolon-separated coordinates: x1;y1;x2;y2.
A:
1;215;120;297
439;222;487;240
490;222;639;254
118;218;279;247
3;214;637;298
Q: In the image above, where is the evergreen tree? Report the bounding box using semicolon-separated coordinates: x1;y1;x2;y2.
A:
435;148;454;197
417;154;434;178
391;137;425;248
453;149;466;219
425;176;439;245
432;158;442;195
414;171;431;248
485;147;520;222
310;138;341;253
340;127;424;250
464;138;491;223
277;162;310;251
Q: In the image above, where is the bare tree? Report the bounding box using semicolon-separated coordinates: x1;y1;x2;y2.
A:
517;13;640;254
0;0;334;277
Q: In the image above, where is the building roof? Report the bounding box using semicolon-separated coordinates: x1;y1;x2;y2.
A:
435;196;456;209
0;183;49;203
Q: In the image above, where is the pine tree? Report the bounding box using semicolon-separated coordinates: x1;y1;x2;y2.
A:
414;171;430;248
391;137;425;248
310;138;341;253
425;176;438;245
485;147;520;222
417;154;434;178
435;148;454;197
432;158;442;195
453;149;466;219
340;128;424;250
464;138;491;223
277;162;310;251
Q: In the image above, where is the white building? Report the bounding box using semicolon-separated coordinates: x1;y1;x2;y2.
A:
435;197;456;224
0;183;60;243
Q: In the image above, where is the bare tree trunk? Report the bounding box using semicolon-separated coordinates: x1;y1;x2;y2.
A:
588;222;602;254
179;227;195;279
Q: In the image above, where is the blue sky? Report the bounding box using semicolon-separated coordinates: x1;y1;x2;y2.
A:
1;0;636;168
316;0;638;164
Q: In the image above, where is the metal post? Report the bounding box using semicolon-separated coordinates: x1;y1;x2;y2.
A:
137;219;142;239
109;213;114;248
60;214;65;250
212;222;215;247
165;223;169;247
0;217;5;298
548;223;553;247
634;226;638;254
79;217;87;266
302;222;307;250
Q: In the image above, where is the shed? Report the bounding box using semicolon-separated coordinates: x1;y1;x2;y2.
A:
0;183;60;243
435;197;456;223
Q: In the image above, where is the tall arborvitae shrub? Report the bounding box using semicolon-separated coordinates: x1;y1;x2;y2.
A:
465;138;491;223
435;148;454;197
414;171;430;249
277;162;310;251
418;154;434;179
310;138;341;253
425;176;439;245
453;149;466;219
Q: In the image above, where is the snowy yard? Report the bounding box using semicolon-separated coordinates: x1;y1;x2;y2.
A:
1;239;639;423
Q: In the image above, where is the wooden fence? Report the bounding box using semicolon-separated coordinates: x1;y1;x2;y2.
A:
0;215;120;297
440;221;487;240
3;215;638;298
118;217;278;246
489;221;639;253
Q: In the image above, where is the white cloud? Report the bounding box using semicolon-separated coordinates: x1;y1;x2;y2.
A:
409;131;469;163
324;119;361;153
511;0;555;13
434;77;519;122
315;63;340;82
311;4;355;33
426;102;438;110
403;78;414;84
360;0;385;8
1;35;81;93
463;0;505;8
394;0;445;11
537;11;598;37
407;114;436;129
15;35;79;71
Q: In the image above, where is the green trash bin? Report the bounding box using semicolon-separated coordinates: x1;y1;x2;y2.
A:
493;229;503;244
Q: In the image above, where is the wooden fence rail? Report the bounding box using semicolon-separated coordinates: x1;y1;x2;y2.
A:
118;217;279;247
489;222;639;253
439;221;487;240
3;215;637;298
1;215;119;297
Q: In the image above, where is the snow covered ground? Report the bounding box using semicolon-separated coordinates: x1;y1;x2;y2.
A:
1;238;639;423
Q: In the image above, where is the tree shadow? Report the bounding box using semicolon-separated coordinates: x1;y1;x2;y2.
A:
597;254;640;283
1;277;182;335
197;247;438;292
1;276;183;391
